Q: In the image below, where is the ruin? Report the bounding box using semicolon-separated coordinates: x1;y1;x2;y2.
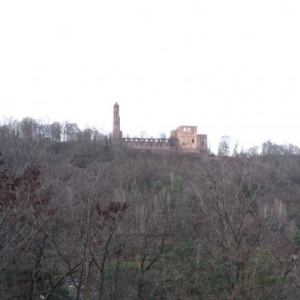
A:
112;103;122;139
112;103;207;153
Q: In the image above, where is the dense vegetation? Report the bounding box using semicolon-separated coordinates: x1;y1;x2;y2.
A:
1;118;300;299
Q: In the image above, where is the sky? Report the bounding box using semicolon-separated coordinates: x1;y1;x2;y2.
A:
1;0;300;153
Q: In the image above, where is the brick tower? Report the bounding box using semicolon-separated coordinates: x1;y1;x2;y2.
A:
112;102;122;139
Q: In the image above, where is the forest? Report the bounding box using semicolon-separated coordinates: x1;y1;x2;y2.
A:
1;118;300;299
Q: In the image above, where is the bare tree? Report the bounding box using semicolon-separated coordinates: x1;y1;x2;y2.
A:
218;136;231;156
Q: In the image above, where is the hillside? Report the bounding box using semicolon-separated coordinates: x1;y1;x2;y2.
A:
1;119;300;299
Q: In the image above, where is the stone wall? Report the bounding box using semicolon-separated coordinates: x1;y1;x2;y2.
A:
113;103;122;139
198;134;208;153
122;137;179;151
173;126;198;150
111;104;207;154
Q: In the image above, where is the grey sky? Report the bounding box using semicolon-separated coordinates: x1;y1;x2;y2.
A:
1;0;300;153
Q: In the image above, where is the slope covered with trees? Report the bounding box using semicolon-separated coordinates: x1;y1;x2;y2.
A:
1;118;300;299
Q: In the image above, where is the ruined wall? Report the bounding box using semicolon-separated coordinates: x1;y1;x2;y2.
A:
173;126;198;151
197;134;208;153
122;138;179;151
112;103;207;153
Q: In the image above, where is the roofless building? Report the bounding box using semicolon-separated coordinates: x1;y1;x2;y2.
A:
112;103;207;153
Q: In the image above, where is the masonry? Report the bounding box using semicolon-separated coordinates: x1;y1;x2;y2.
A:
112;103;207;153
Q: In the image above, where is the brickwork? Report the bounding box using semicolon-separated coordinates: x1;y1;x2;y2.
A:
112;104;207;153
122;137;179;151
171;126;198;150
112;103;122;139
198;134;208;153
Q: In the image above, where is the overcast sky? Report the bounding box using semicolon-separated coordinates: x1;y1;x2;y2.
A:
1;1;299;153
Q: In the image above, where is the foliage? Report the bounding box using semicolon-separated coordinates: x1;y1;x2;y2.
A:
290;227;300;247
1;118;300;299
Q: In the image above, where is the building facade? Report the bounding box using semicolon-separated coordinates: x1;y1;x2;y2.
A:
170;126;207;153
112;103;207;153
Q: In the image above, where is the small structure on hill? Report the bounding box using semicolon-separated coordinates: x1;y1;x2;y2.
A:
112;103;207;153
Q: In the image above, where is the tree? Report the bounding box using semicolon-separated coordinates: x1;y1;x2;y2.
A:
159;132;167;139
62;122;80;141
140;131;148;138
50;122;61;142
218;136;231;156
189;158;275;298
20;117;38;140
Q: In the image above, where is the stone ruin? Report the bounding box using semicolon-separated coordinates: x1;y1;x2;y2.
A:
112;103;207;153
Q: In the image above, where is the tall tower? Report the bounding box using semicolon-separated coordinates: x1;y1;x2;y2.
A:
112;103;122;139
